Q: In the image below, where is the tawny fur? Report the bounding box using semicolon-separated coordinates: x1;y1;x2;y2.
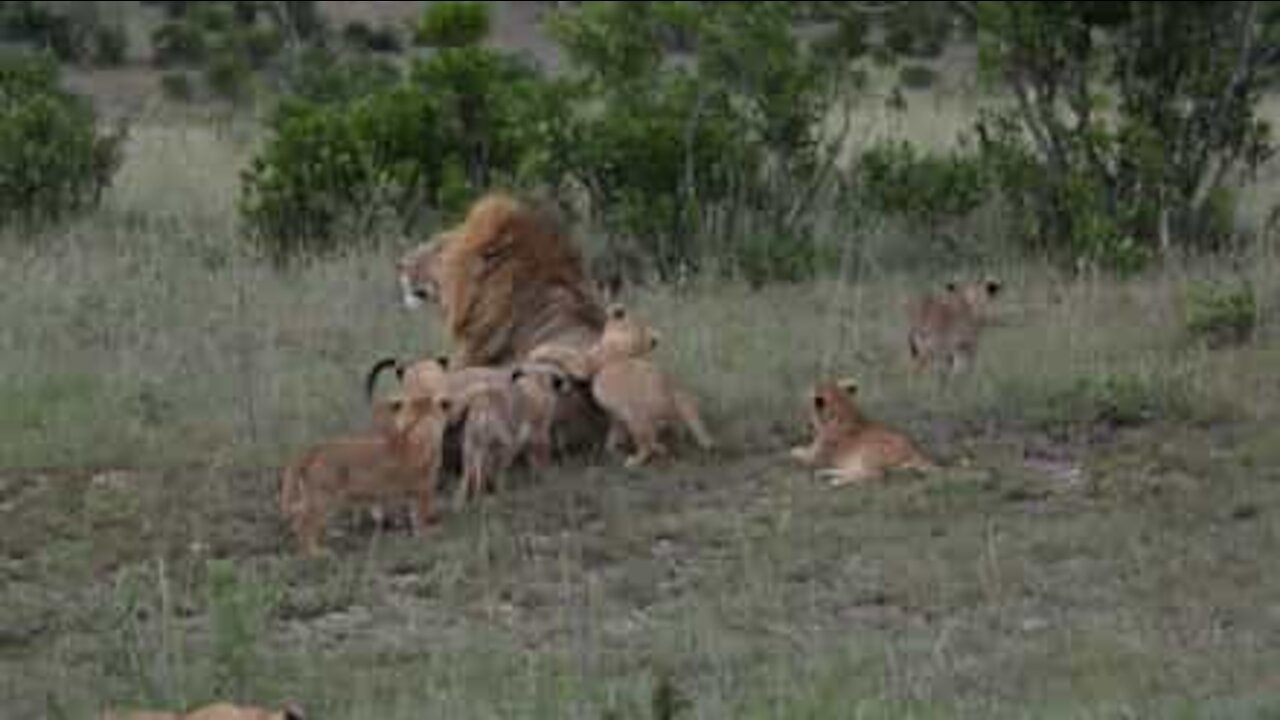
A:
789;379;935;486
445;363;573;505
279;394;449;557
101;701;303;720
906;278;1002;375
426;192;605;367
531;303;712;468
393;192;611;451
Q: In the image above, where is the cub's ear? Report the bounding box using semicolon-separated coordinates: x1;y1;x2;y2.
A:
551;374;568;393
282;702;305;720
985;278;1002;297
837;378;859;396
650;329;662;349
945;280;958;293
812;393;826;411
511;367;526;382
387;398;404;413
437;396;454;414
607;303;627;321
435;354;450;369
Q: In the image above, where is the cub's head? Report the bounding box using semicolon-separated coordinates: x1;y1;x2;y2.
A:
399;355;450;398
379;393;447;437
945;277;1003;313
807;378;862;428
511;363;575;403
597;303;661;360
396;232;455;310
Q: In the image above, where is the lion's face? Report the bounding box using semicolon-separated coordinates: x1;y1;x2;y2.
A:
597;303;660;360
947;277;1002;314
396;234;454;310
808;379;861;429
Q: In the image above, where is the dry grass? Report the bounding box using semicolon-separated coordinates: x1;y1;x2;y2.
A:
3;88;1280;719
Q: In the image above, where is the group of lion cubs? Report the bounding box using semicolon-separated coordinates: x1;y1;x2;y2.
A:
277;272;1002;560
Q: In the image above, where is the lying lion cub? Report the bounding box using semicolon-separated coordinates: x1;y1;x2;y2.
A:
101;701;303;720
790;379;935;486
530;304;713;468
279;392;450;557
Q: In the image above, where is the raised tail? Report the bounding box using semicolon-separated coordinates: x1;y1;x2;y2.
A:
365;357;405;402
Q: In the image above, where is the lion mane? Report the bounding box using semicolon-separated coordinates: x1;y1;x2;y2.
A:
430;192;607;369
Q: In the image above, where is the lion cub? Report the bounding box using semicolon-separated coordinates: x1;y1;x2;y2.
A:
447;362;574;504
789;379;934;486
533;304;713;468
279;393;450;557
101;701;303;720
906;277;1002;375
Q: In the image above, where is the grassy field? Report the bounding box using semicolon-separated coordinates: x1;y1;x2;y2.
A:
5;35;1280;719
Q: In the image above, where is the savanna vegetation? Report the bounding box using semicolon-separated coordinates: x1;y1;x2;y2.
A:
2;2;1279;719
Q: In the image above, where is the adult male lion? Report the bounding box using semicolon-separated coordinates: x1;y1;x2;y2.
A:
394;191;611;452
397;192;607;367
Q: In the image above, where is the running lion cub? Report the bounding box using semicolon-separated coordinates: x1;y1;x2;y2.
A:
789;379;935;486
279;392;451;557
530;303;714;468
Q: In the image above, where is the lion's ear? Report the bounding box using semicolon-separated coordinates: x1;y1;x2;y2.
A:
812;393;826;411
435;354;450;369
837;378;859;396
282;702;305;720
607;303;627;321
649;330;661;349
438;397;453;414
511;367;525;382
985;278;1002;297
945;280;958;293
551;374;567;393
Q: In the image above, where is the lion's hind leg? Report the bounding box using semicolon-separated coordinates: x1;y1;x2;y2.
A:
673;389;714;450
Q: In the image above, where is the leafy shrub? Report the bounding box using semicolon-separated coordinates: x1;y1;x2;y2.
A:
342;20;400;53
278;45;401;105
1184;280;1257;349
855;139;987;235
0;1;92;63
244;25;283;68
205;49;253;102
415;0;491;48
92;25;128;66
239;87;445;262
0;52;123;228
152;20;207;66
732;232;837;288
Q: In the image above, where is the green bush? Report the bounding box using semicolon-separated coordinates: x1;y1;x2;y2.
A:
855;139;987;234
1184;280;1257;349
205;49;252;102
0;2;92;63
732;232;836;288
0;52;123;229
239;87;445;262
92;25;128;66
278;45;401;105
152;20;207;66
415;0;491;48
